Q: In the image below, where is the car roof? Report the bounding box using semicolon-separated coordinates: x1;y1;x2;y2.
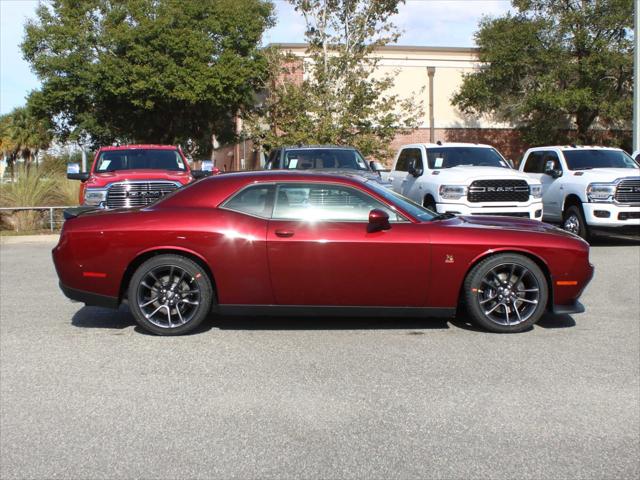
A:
527;145;625;152
212;169;369;183
99;144;179;151
400;142;495;149
274;145;359;151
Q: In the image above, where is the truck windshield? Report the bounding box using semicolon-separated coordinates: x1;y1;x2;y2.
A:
563;150;638;170
95;149;186;172
426;147;508;169
283;149;369;170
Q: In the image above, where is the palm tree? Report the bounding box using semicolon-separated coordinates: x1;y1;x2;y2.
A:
0;107;52;178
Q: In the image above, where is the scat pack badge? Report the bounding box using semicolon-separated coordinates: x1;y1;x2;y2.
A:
445;254;455;264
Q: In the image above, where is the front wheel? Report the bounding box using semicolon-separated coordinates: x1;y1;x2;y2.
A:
563;204;589;240
128;254;213;335
463;254;548;333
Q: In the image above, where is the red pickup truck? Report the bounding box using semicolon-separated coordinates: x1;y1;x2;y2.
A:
67;145;212;208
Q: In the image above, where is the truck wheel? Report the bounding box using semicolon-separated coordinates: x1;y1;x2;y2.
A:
423;196;437;212
563;205;589;240
128;254;213;336
463;254;548;333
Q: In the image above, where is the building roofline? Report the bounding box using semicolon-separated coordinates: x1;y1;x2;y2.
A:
266;42;479;54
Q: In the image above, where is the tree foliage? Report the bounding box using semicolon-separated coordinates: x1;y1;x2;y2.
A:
452;0;633;146
22;0;274;151
0;106;53;177
246;0;423;159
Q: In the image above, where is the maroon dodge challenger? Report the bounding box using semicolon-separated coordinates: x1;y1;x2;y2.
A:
53;171;593;335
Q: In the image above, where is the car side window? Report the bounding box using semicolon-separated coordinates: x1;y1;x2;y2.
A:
523;152;544;173
221;185;274;218
272;183;404;222
395;148;421;171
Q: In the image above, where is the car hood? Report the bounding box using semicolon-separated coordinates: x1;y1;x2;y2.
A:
442;214;580;238
565;168;640;183
432;166;536;184
84;170;192;188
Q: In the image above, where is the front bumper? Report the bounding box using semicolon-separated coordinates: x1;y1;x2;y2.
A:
583;202;640;228
436;201;543;220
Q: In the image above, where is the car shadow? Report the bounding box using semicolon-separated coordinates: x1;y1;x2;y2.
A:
589;233;640;247
71;307;574;334
212;315;451;331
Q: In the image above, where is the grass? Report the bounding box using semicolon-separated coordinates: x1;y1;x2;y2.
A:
0;166;79;232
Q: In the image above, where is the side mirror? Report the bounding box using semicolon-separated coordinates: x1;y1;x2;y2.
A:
407;160;423;177
368;209;391;233
66;163;89;181
369;160;384;172
544;160;562;178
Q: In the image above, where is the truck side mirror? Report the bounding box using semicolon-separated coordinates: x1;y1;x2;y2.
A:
544;160;562;178
407;160;423;177
66;163;89;181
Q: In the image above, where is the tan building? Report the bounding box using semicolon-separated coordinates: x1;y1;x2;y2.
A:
218;43;527;170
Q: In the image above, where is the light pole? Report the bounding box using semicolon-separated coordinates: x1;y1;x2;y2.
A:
634;0;639;152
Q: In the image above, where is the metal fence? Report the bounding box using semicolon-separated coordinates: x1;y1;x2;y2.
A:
0;206;74;232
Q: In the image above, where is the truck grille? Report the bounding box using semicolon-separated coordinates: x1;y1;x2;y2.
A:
615;178;640;204
106;182;180;208
467;180;530;203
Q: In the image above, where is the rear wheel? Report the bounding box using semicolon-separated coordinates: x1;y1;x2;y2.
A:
128;254;213;336
563;204;589;240
463;254;548;333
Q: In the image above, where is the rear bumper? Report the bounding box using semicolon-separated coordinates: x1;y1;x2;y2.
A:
59;282;119;309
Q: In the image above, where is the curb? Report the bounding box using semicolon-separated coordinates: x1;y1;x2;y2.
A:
0;234;60;245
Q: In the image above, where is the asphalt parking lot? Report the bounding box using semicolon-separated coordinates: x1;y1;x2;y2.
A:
1;236;639;479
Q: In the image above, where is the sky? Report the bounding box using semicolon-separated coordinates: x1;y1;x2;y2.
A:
0;0;512;115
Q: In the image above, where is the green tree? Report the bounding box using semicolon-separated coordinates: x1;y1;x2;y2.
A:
452;0;633;146
22;0;274;151
246;0;423;159
0;106;53;178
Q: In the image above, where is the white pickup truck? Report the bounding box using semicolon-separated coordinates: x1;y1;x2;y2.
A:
519;146;640;239
388;142;543;219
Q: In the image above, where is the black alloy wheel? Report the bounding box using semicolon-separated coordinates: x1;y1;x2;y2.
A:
128;254;213;335
463;253;548;333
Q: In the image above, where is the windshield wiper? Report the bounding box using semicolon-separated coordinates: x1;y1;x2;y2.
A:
573;167;593;170
431;212;457;221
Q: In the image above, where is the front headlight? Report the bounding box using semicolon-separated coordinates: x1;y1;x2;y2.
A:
530;184;542;198
84;189;107;206
439;185;467;200
586;183;616;202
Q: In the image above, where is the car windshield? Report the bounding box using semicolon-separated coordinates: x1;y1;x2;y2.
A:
367;181;436;221
563;150;639;170
283;149;369;170
95;149;186;172
426;147;509;169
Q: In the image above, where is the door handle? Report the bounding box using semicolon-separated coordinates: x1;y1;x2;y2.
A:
275;230;294;238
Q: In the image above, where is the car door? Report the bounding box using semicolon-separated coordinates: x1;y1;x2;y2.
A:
523;150;563;221
266;182;431;307
401;148;425;201
539;151;564;220
389;148;411;194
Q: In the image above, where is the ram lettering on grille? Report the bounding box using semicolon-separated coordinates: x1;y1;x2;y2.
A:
467;180;530;203
615;178;640;204
106;182;179;208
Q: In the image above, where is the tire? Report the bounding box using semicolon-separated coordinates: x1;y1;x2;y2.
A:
563;204;589;240
128;254;213;336
423;196;437;212
463;254;548;333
